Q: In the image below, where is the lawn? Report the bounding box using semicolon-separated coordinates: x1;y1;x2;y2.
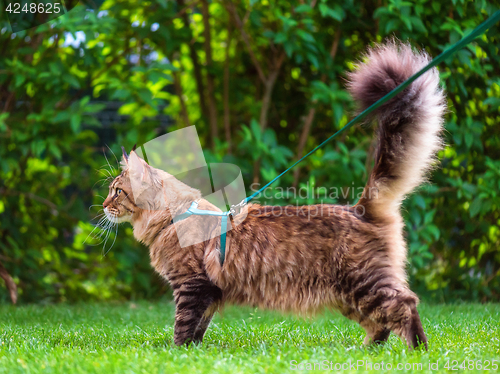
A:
0;301;498;373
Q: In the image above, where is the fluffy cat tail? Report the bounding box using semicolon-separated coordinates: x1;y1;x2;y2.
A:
348;41;446;220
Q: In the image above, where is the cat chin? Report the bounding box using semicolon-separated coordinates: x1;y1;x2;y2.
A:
104;208;130;224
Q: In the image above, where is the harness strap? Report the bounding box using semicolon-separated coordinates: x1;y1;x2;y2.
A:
220;215;228;266
173;201;230;266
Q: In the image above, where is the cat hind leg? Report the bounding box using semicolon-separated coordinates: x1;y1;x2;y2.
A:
359;286;427;350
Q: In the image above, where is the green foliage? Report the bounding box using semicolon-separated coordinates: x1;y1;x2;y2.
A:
0;302;499;373
0;0;499;303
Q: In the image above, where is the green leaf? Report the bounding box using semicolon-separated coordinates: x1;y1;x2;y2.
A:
137;88;155;108
131;66;148;73
410;16;427;33
426;224;440;240
319;3;345;21
424;209;436;224
415;195;426;210
111;89;132;100
80;96;90;107
401;16;412;31
53;111;71;123
465;132;473;148
65;75;81;89
250;119;262;141
15;74;26;88
307;53;319;69
274;32;287;44
262;30;275;39
82;116;101;127
85;103;107;114
484;97;500;107
469;197;482;218
462;182;477;195
49;143;62;160
283;41;294;57
70;114;81;133
385;19;399;34
31;139;45;157
294;4;312;13
296;30;315;43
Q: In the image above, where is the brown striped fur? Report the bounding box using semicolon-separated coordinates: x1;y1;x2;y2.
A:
102;41;445;349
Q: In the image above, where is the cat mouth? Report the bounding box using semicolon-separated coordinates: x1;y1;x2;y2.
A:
104;208;129;224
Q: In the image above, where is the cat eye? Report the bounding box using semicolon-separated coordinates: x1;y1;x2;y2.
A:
114;188;122;198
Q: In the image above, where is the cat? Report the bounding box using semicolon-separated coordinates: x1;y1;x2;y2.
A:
102;41;445;349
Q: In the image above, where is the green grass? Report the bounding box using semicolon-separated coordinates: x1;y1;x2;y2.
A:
0;301;499;373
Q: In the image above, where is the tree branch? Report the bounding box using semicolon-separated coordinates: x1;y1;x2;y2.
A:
226;2;287;182
178;0;209;124
173;0;197;19
173;64;192;127
258;51;285;132
0;188;58;211
226;1;267;84
252;50;286;183
293;27;342;187
201;0;219;149
223;21;233;154
0;261;17;305
2;92;15;113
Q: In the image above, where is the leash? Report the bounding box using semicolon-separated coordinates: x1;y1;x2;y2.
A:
173;10;500;266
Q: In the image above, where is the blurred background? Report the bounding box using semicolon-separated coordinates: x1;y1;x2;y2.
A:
0;0;499;304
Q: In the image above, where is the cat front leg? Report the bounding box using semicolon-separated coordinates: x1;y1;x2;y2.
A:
192;302;219;343
172;277;222;346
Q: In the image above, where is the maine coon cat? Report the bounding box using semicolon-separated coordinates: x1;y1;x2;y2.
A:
102;42;445;349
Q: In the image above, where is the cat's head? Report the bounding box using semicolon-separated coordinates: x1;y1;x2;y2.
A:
102;147;202;225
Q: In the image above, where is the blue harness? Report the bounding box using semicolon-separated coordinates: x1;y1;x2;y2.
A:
173;200;245;266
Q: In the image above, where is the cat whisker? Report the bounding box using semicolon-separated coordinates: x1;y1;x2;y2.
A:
100;178;111;188
103;223;118;256
96;169;113;179
96;226;110;239
93;177;112;189
101;222;115;255
105;144;120;165
103;150;117;175
86;214;109;232
91;215;106;224
97;161;116;175
82;223;106;245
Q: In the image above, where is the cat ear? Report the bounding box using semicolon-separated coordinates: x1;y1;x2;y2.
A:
129;151;154;183
121;146;129;169
130;144;151;166
121;146;129;161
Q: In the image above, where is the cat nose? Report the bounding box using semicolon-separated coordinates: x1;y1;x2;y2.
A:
103;198;110;208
